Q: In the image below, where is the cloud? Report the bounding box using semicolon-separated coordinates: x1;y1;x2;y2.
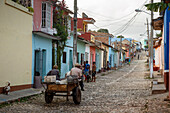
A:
65;0;161;41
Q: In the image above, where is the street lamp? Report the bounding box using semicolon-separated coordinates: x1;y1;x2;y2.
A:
135;9;151;15
135;1;154;79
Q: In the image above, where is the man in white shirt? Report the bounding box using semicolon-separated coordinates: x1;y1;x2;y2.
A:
70;63;84;91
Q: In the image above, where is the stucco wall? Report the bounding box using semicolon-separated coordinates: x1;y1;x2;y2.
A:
0;0;33;87
77;40;86;65
60;48;70;78
33;0;53;31
32;34;52;83
101;51;104;68
95;49;102;71
85;44;90;63
109;48;115;68
60;36;73;78
90;47;96;70
102;44;109;62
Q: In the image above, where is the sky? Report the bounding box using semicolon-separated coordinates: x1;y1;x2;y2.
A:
64;0;161;41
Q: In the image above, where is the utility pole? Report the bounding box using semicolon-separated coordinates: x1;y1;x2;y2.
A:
133;39;134;57
73;0;77;67
146;18;150;70
150;0;154;78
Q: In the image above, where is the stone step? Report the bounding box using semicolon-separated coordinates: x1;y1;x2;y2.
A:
152;77;164;84
152;84;167;94
157;78;164;84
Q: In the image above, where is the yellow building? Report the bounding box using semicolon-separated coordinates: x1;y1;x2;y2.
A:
101;43;110;69
91;31;110;70
0;0;33;93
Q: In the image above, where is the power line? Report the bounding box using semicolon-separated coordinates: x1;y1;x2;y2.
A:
96;11;135;22
80;7;136;22
110;0;148;35
80;0;149;36
112;13;138;34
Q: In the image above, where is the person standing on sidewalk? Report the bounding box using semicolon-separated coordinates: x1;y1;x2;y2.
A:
84;61;90;83
138;54;140;60
128;58;131;66
91;62;96;82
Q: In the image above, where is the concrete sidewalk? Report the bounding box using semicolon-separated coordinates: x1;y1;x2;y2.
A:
0;88;43;104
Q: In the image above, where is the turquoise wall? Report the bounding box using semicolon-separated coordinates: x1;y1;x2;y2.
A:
32;34;52;84
109;48;115;68
77;39;86;64
60;36;73;78
60;38;85;78
95;48;101;71
109;36;115;68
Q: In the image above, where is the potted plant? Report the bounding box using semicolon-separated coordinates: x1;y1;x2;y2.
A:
33;72;42;88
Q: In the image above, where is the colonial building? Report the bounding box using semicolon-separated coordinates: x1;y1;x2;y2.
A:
0;0;33;93
32;0;60;87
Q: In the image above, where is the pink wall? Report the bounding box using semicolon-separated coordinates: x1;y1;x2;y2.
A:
33;0;53;31
33;0;42;31
51;6;53;29
90;47;96;69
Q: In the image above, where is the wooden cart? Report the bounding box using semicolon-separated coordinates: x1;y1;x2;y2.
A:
42;80;81;105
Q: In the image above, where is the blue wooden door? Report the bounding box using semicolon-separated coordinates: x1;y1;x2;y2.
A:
34;50;40;75
95;53;98;72
42;49;46;78
109;55;112;68
69;50;73;71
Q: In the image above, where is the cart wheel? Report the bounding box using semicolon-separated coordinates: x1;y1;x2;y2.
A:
45;91;53;104
72;87;81;105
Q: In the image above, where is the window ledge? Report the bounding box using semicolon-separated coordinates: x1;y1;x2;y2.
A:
5;0;33;16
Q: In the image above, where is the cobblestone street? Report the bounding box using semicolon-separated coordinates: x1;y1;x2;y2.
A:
1;52;170;113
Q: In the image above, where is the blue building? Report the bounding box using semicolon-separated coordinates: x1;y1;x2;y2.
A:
164;7;170;73
32;32;60;84
60;35;74;78
77;38;86;65
109;35;115;68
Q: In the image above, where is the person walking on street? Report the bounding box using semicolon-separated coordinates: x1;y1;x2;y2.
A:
84;61;90;83
70;63;85;91
91;62;96;82
138;54;140;60
82;61;86;81
107;61;110;70
128;58;131;66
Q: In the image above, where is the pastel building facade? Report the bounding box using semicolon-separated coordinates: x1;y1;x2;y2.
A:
164;7;170;90
0;0;33;93
60;36;73;78
109;36;116;68
32;0;60;85
60;16;74;78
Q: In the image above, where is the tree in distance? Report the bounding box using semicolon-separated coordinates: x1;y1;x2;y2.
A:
117;35;124;38
97;29;109;33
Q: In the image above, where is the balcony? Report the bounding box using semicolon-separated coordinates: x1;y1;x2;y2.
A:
11;0;31;7
41;28;57;35
5;0;33;15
